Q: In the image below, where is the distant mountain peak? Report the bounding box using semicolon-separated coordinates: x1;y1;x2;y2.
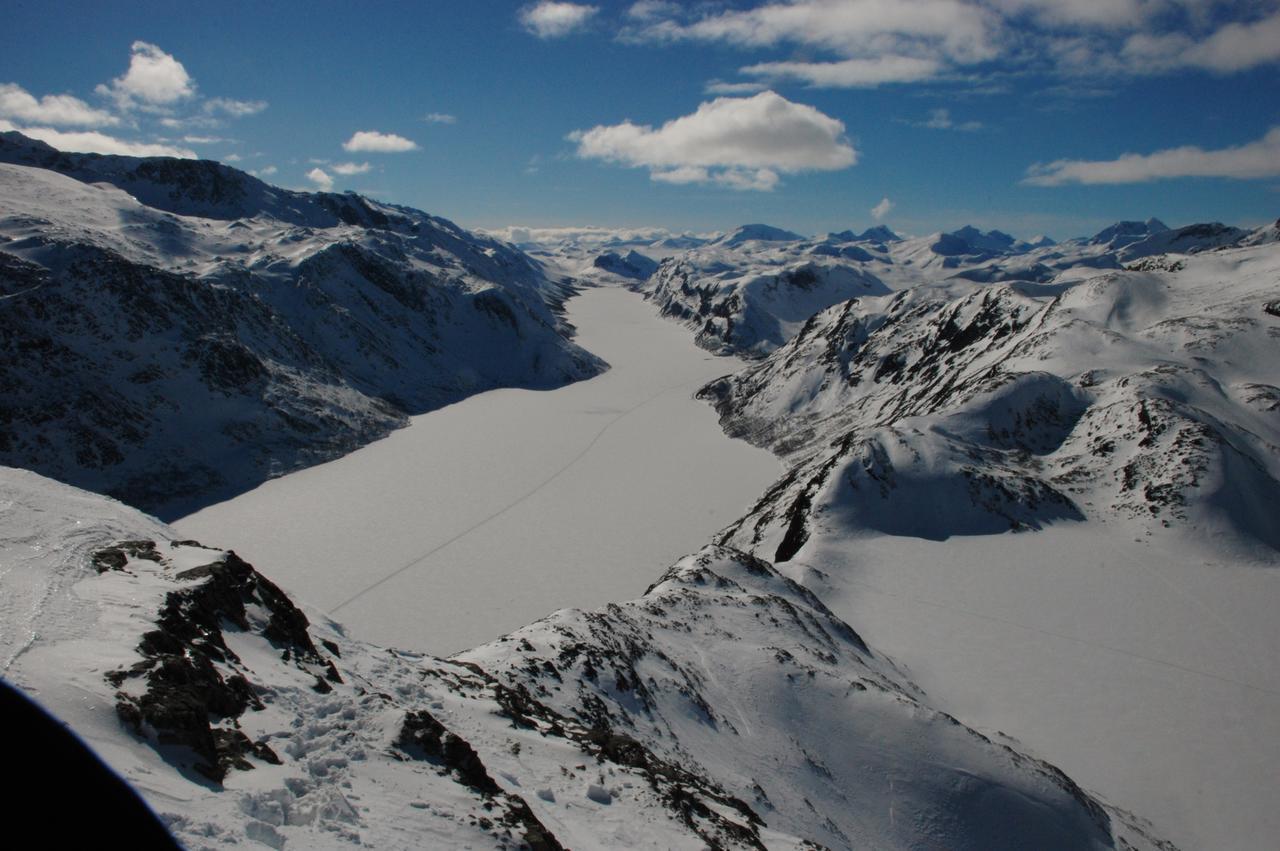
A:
715;223;804;246
857;225;901;242
1091;218;1170;247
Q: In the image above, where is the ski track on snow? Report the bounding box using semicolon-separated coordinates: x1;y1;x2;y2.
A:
328;379;692;617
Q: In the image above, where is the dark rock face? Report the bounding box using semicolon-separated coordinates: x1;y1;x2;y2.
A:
106;543;341;783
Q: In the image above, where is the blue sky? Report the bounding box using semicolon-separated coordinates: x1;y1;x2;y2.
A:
2;1;1278;239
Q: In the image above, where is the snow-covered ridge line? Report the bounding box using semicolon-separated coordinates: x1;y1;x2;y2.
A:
703;246;1280;555
638;218;1274;360
1;469;1171;849
683;238;1280;850
0;133;604;518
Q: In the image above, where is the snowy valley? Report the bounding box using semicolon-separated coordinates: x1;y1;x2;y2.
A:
2;136;1279;851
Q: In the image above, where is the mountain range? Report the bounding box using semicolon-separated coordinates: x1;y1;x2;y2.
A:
3;134;1277;849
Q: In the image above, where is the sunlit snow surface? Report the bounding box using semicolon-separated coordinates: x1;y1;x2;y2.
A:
176;285;780;654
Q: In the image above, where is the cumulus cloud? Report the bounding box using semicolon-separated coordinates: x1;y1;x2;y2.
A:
204;97;268;118
871;196;894;220
306;167;334;190
331;161;372;175
519;2;599;38
251;165;278;177
0;119;196;157
423;112;457;124
96;41;195;109
1023;126;1280;185
568;91;855;191
0;83;118;127
342;130;419;152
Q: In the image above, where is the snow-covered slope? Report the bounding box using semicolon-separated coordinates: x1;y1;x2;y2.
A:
0;134;603;517
702;245;1280;552
1;467;1171;850
695;241;1280;849
645;227;892;358
642;218;1270;359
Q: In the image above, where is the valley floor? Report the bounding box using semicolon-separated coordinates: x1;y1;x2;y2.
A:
799;523;1280;851
175;284;780;655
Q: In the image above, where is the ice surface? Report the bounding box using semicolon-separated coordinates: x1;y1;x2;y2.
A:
176;285;780;655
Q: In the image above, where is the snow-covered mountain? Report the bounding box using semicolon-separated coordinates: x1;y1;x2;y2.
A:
641;217;1272;359
645;230;892;358
0;133;603;517
702;245;1280;552
1;468;1172;850
695;239;1280;849
3;130;1274;849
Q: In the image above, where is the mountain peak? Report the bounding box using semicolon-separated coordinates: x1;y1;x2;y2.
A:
1090;218;1170;247
715;223;804;247
857;225;901;242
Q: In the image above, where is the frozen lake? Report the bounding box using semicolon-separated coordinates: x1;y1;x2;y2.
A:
176;284;780;655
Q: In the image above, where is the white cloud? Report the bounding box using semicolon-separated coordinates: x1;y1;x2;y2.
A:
1023;126;1280;185
625;1;1280;87
342;130;419;152
251;165;278;177
158;115;216;130
0;119;196;157
627;1;680;21
423;112;457;124
649;165;710;184
703;80;768;95
204;97;268;117
306;167;334;190
1122;11;1280;74
181;135;228;144
96;41;195;109
569;91;855;191
223;153;243;162
871;196;894;220
631;1;999;67
519;2;599;38
0;83;118;127
743;55;944;87
331;161;372;175
988;0;1159;29
908;107;982;131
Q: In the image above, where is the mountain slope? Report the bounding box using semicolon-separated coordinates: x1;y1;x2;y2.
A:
641;216;1267;360
1;467;1172;850
694;241;1280;850
0;135;603;517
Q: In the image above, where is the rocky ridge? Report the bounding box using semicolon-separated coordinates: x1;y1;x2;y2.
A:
0;468;1172;850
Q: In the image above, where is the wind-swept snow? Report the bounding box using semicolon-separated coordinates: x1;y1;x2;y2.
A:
176;285;781;655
